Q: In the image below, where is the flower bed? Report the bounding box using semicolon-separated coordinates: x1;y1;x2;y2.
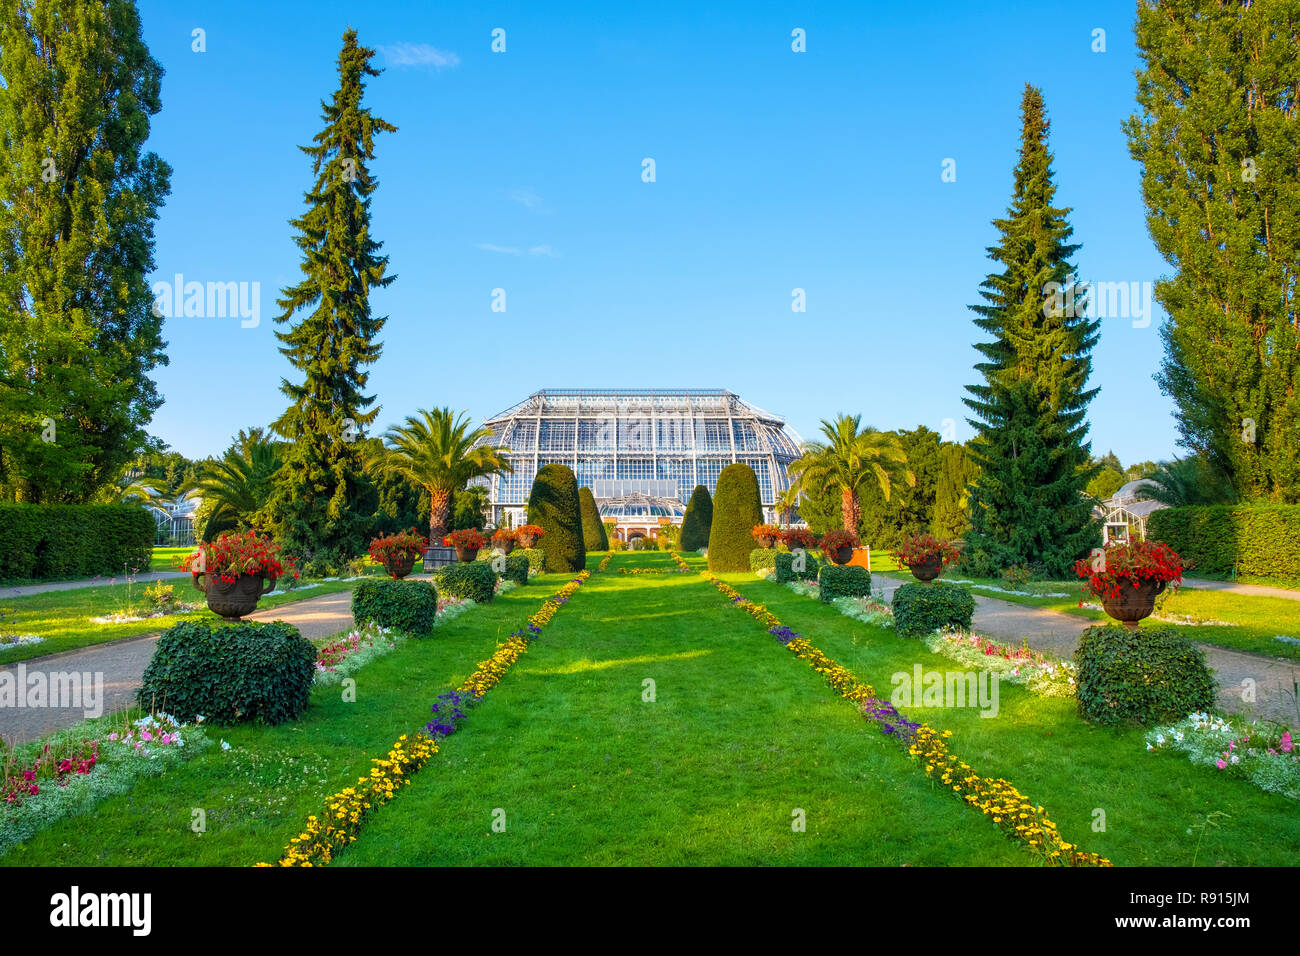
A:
1146;712;1298;800
923;632;1077;698
314;623;402;686
596;553;612;572
685;556;1109;866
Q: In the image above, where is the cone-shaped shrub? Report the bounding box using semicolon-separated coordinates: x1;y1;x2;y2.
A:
527;464;586;572
579;486;608;551
708;464;763;572
680;484;713;551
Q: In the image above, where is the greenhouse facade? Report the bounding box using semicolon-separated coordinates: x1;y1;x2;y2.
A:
472;388;804;539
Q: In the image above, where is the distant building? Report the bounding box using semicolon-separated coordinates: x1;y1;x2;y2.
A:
1096;478;1168;544
144;494;201;546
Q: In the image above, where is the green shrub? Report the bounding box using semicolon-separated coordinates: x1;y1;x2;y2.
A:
435;562;496;604
749;548;781;573
892;582;975;637
351;579;439;634
680;484;713;551
137;620;315;725
527;464;586;573
776;551;820;583
1147;504;1300;581
578;486;608;552
707;465;762;572
0;503;154;582
503;552;530;586
1074;624;1216;726
818;565;872;603
516;547;546;572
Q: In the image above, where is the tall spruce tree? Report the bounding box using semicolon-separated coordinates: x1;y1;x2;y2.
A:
268;30;396;567
962;85;1101;577
931;442;977;541
0;0;170;503
1125;1;1300;502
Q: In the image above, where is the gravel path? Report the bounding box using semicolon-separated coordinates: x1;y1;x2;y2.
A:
0;570;189;600
873;574;1299;724
1180;577;1300;602
0;591;357;744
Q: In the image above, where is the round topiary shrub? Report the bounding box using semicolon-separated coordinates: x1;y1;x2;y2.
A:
1074;624;1216;726
351;578;439;633
892;581;975;637
137;620;316;725
527;464;587;573
435;561;496;604
818;565;871;603
579;486;608;552
680;484;713;552
515;547;546;573
503;552;530;586
776;551;820;583
708;464;763;573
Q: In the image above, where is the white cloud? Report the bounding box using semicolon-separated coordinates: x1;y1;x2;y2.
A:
528;245;559;258
380;43;460;70
475;243;522;255
508;188;546;212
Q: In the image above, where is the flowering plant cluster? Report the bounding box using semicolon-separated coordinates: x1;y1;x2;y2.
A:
316;623;397;674
783;528;818;550
516;524;545;541
367;529;427;567
2;740;98;804
180;530;299;584
1147;712;1298;801
751;524;783;542
924;632;1076;698
1074;539;1184;601
669;551;691;571
687;557;1111;866
596;553;612;572
491;528;516;544
819;529;859;552
893;533;959;569
443;528;486;550
426;690;476;739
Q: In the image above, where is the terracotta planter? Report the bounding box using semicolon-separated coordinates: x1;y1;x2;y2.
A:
383;551;416;579
1101;579;1167;628
193;569;277;621
455;546;480;563
516;533;538;548
908;556;943;583
755;536;776;549
827;545;854;566
492;539;515;555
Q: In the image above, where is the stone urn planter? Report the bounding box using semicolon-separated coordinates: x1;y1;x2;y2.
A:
193;570;277;622
383;551;417;579
754;535;777;549
455;546;480;563
1101;579;1166;628
515;532;538;548
907;556;943;583
492;538;515;555
826;545;854;566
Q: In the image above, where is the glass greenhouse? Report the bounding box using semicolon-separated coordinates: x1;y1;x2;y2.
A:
471;388;804;532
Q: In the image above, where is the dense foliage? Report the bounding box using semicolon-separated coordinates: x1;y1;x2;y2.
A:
1074;625;1216;726
892;582;976;638
579;486;608;551
351;578;439;633
680;485;713;551
434;562;496;604
1147;505;1300;581
817;565;871;604
707;464;763;572
775;551;820;583
527;464;586;573
0;504;153;582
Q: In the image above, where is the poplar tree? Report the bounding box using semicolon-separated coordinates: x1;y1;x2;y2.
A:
268;29;396;567
963;85;1101;577
1125;0;1300;502
0;0;170;503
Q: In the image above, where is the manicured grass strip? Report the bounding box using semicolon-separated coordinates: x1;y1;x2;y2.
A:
685;554;1111;867
263;570;594;866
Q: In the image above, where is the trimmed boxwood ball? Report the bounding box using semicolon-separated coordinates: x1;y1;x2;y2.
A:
707;464;763;572
527;464;587;573
137;620;316;725
351;579;439;634
892;581;975;637
503;552;530;586
749;548;781;573
515;547;546;573
776;551;820;583
579;486;608;552
1074;625;1216;726
435;561;496;604
680;484;713;552
818;565;871;603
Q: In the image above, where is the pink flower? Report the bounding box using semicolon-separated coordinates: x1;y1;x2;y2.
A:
1215;759;1226;769
1281;732;1293;754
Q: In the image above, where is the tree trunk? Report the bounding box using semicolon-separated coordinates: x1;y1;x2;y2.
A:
841;486;860;534
429;488;453;542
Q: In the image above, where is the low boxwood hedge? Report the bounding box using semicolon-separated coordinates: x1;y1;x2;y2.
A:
818;565;871;603
351;579;439;634
503;553;530;586
435;562;496;604
0;503;154;582
1074;624;1216;726
776;551;820;583
515;547;546;573
137;620;316;725
892;581;975;636
749;547;781;573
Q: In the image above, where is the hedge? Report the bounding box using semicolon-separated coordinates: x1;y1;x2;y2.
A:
351;579;439;634
749;547;781;573
818;565;871;603
1074;625;1216;726
137;620;316;725
776;551;820;583
707;464;763;573
503;552;530;586
578;486;608;552
527;464;586;573
435;562;496;604
680;485;713;551
1146;504;1300;581
892;582;975;637
0;503;154;582
515;547;546;573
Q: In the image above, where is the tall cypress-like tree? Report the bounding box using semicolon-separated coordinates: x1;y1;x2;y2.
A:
268;30;396;567
962;85;1101;577
1125;1;1300;502
930;442;977;541
0;0;170;503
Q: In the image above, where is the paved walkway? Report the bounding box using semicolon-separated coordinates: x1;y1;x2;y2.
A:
0;570;189;600
874;574;1299;724
0;591;356;744
1181;577;1300;602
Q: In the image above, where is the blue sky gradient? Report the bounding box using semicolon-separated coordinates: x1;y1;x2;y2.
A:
140;0;1177;467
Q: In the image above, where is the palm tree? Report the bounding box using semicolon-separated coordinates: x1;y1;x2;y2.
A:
1139;457;1236;508
369;408;511;542
190;435;284;539
788;414;914;533
774;485;802;527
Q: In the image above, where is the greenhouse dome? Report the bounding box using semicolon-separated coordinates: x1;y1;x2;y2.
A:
470;388;804;536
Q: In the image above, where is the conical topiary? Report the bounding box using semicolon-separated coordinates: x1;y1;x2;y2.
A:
707;464;763;572
579;486;608;552
680;484;713;551
527;464;587;572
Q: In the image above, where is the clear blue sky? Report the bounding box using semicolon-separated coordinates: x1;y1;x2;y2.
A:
140;0;1178;468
